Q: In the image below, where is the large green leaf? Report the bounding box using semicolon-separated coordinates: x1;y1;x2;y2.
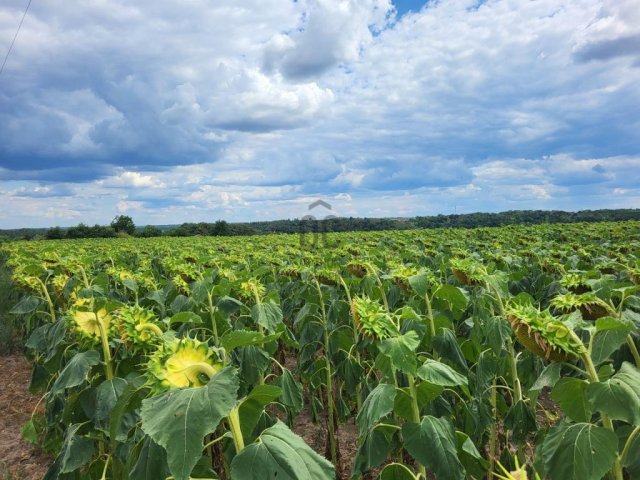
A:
394;384;443;420
140;367;239;480
379;463;417;480
433;285;469;315
58;424;95;474
169;311;202;325
529;362;561;404
251;302;283;331
379;331;420;375
357;384;397;436
94;378;127;429
587;362;640;425
432;329;467;371
230;421;335;480
130;436;170;480
541;423;618;480
402;416;465;480
503;400;537;444
238;384;282;439
352;424;398;475
51;350;100;395
408;272;431;297
417;359;468;387
591;327;629;365
551;378;592;423
220;329;281;352
10;295;39;314
276;368;304;413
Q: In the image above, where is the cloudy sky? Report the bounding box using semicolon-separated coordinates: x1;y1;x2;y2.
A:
1;0;639;228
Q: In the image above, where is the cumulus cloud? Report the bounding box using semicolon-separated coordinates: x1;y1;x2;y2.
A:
262;0;393;79
0;0;639;227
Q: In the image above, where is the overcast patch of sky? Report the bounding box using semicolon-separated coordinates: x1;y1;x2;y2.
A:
0;0;639;228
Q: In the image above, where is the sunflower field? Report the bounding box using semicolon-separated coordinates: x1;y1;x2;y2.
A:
2;220;640;480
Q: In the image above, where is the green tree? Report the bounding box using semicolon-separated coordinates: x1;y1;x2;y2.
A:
138;225;163;237
111;215;135;235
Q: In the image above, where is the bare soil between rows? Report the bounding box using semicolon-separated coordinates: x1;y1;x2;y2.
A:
0;354;50;480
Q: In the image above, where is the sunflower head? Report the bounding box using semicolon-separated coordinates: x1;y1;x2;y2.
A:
147;337;223;391
388;263;418;293
239;278;266;302
449;257;486;286
116;305;163;351
68;298;114;341
550;292;614;320
316;269;339;286
559;272;590;294
279;266;302;280
345;261;368;278
507;304;585;361
350;296;398;341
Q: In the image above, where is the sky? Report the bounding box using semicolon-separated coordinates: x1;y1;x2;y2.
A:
0;0;639;228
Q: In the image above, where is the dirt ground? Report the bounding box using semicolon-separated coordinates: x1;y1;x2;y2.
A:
0;354;50;480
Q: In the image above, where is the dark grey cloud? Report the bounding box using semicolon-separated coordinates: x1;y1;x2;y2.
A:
574;33;640;63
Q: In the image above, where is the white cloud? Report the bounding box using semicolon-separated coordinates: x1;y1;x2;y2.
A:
0;0;639;227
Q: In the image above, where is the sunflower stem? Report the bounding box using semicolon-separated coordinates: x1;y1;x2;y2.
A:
315;278;338;468
407;373;426;478
96;316;113;381
227;406;245;453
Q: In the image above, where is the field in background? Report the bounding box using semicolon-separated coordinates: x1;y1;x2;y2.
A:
1;221;639;480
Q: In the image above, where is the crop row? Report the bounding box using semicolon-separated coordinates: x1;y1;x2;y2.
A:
2;221;640;480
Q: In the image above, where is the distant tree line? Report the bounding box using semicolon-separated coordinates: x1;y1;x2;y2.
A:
1;209;639;241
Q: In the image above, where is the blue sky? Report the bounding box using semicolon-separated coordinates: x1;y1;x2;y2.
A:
0;0;639;228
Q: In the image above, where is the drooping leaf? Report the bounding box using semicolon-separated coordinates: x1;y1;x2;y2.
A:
378;463;417;480
129;436;170;480
591;327;629;365
251;302;283;332
541;422;618;480
51;350;100;395
140;367;239;480
230;421;335;480
394;384;443;420
433;285;469;315
276;368;304;413
408;272;430;297
357;384;397;436
58;424;95;474
238;384;282;439
10;295;39;314
551;378;592;423
379;332;420;375
587;362;640;425
529;362;562;404
402;416;465;480
432;329;467;371
220;329;281;352
94;377;128;428
417;359;468;387
503;400;537;444
169;311;202;325
352;424;398;475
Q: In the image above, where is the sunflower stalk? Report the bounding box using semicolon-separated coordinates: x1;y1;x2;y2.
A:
96;314;113;381
407;373;426;478
207;291;219;345
35;276;56;321
315;278;338;468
